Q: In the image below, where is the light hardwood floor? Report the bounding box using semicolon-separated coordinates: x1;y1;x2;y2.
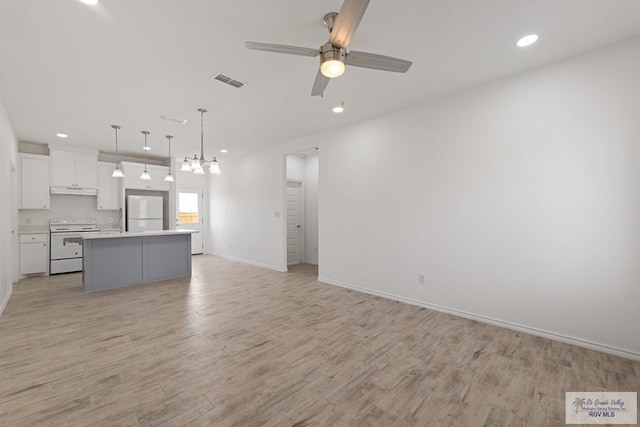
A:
1;256;638;426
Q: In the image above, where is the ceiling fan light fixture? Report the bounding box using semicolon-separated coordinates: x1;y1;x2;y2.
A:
321;59;345;78
320;43;346;78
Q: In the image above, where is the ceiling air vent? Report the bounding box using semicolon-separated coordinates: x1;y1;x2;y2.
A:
213;73;244;88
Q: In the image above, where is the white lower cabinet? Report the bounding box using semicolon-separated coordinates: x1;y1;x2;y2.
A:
20;234;49;275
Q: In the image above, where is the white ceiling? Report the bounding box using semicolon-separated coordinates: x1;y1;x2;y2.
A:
1;0;639;160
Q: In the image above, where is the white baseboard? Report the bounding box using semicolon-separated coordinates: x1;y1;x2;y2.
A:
214;253;287;272
318;276;640;362
303;259;318;265
0;286;12;317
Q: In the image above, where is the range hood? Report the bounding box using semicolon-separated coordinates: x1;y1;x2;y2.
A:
50;186;98;196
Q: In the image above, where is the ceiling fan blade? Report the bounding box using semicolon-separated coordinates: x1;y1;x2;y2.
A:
329;0;370;49
345;51;412;73
245;41;320;57
311;69;330;97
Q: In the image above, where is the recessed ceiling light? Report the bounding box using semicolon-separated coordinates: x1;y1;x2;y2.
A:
56;133;68;138
143;146;151;151
517;34;538;48
220;149;228;153
79;0;99;5
332;106;344;113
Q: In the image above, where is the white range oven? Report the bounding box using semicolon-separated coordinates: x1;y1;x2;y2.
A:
49;218;100;274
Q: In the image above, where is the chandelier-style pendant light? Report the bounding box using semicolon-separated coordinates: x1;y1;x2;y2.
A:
180;108;222;175
164;135;175;182
140;131;151;180
111;124;124;178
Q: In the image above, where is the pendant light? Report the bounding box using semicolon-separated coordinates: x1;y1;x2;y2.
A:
181;108;222;175
164;135;175;182
209;157;221;175
140;131;151;180
180;156;192;172
190;154;200;170
111;124;124;178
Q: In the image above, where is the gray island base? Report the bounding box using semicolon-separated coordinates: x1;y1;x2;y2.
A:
82;230;193;292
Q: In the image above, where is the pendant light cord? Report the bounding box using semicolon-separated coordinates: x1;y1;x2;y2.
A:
142;131;150;172
198;108;207;164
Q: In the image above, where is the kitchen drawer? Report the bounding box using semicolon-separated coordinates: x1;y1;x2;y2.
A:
20;233;48;244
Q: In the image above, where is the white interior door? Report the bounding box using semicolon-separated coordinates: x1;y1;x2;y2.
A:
176;187;203;255
286;181;304;265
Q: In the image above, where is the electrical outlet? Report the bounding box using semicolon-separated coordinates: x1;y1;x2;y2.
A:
418;273;426;285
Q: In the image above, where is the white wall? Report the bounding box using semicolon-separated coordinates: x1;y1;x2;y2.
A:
19;195;119;227
286;155;305;181
210;37;640;358
208;149;286;270
0;99;18;315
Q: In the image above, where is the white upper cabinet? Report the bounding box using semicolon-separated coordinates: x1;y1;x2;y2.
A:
97;162;121;210
49;146;98;188
19;154;50;210
121;161;171;191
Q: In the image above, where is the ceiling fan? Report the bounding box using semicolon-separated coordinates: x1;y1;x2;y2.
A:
245;0;412;97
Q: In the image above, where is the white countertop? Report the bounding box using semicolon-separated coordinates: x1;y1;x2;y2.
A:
82;229;195;240
18;226;49;234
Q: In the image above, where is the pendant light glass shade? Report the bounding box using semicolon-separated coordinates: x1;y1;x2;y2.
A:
164;135;175;182
209;157;221;175
193;166;205;175
190;154;200;170
111;124;125;178
140;131;151;180
180;157;192;171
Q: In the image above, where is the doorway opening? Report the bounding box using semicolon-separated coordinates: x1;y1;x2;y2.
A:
285;148;319;273
176;187;204;255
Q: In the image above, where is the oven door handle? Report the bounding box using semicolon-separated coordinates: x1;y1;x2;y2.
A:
63;238;83;246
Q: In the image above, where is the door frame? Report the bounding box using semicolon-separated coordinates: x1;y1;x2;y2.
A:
176;185;204;255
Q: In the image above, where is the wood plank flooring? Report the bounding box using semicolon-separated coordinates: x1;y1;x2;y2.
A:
0;256;638;426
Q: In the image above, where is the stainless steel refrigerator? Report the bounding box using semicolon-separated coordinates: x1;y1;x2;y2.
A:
127;195;163;232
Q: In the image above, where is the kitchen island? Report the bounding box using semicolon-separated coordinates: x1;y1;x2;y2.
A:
82;230;193;292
